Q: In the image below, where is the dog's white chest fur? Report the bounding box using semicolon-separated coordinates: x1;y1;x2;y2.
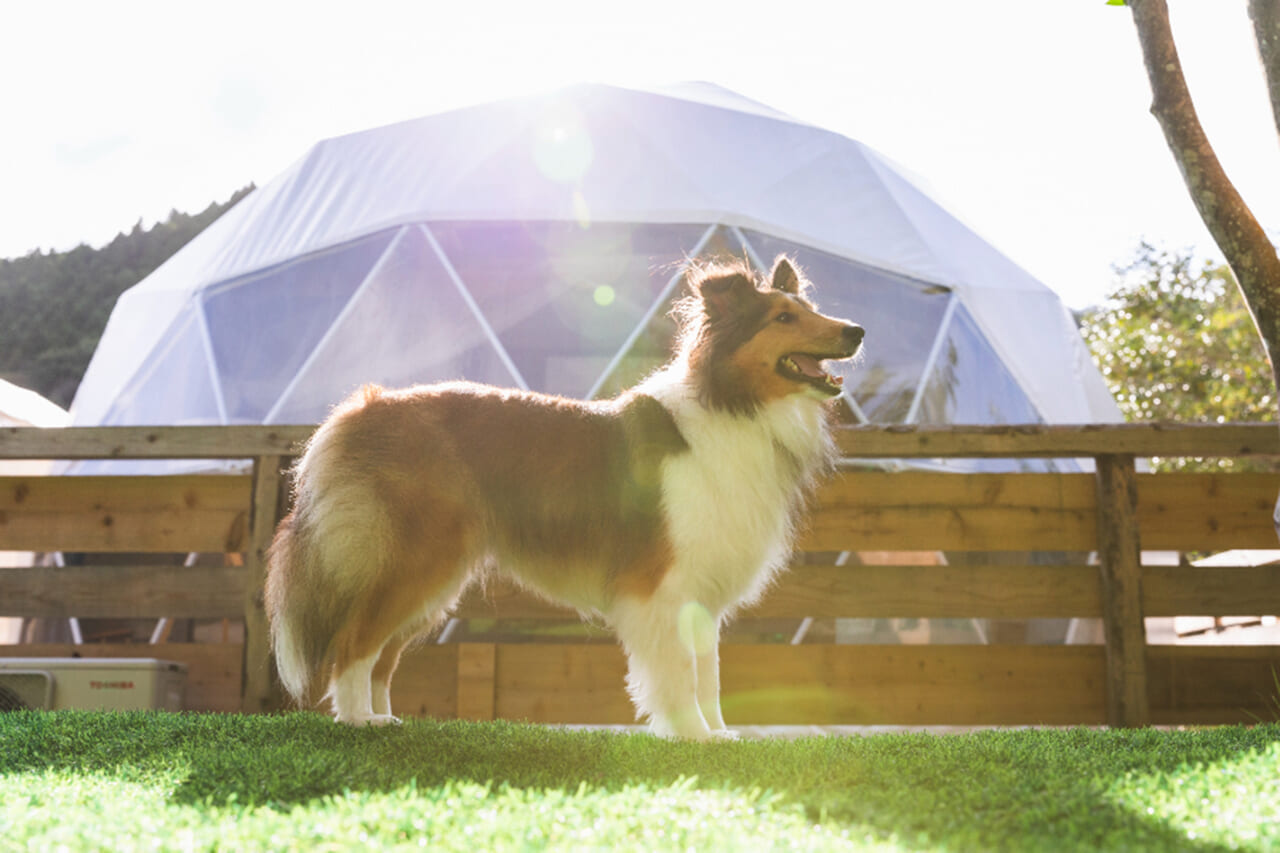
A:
639;369;829;614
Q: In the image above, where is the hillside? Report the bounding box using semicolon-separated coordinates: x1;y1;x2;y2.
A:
0;186;253;407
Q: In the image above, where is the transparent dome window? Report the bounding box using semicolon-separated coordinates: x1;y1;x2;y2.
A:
101;306;220;428
265;225;519;424
741;230;951;423
428;221;713;398
200;229;396;422
912;303;1063;472
914;303;1042;426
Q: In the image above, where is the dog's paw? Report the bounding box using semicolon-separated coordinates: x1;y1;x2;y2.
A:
337;713;402;727
708;728;740;741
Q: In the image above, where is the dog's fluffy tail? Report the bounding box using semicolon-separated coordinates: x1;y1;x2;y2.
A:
264;412;393;706
264;510;334;705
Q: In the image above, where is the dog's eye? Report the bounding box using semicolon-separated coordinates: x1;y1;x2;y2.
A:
774;312;795;324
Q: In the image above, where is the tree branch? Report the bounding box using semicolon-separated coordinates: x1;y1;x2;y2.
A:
1250;0;1280;137
1128;0;1280;385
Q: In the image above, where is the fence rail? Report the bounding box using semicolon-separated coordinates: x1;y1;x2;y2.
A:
2;423;1278;727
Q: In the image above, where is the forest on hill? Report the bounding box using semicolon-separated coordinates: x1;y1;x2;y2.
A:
0;186;253;407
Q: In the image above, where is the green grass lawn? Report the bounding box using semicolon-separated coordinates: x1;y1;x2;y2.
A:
2;711;1279;851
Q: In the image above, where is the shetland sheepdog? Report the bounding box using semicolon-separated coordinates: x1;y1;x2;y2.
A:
264;255;863;740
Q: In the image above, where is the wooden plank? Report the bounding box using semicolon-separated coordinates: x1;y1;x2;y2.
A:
0;425;313;460
385;644;458;720
1138;472;1280;550
5;559;1258;627
719;644;1107;726
1148;645;1280;725
495;643;634;724
485;643;1106;726
804;472;1097;551
834;422;1280;459
1095;454;1150;728
1143;565;1280;616
241;456;285;713
0;643;243;713
4;422;1275;463
0;475;251;552
741;565;1103;619
456;643;497;720
0;564;246;618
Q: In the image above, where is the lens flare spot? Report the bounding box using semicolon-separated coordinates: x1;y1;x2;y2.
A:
593;285;616;307
572;190;591;229
532;104;593;183
678;601;716;656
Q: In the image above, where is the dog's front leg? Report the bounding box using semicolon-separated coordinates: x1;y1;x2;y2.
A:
695;632;731;735
612;597;713;740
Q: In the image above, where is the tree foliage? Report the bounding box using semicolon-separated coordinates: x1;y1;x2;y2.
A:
0;186;252;406
1082;242;1276;470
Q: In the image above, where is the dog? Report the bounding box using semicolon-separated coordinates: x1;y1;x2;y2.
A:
264;255;863;739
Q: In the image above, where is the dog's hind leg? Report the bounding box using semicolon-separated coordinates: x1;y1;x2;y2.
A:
331;578;468;725
330;525;476;726
371;631;414;719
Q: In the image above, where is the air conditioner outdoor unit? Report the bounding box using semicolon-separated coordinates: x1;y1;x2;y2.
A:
0;658;186;711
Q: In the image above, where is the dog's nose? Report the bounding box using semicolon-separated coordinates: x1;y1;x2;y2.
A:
842;323;864;348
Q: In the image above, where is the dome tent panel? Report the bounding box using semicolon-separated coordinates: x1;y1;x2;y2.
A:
71;286;192;428
265;225;519;425
98;306;221;427
960;286;1115;425
914;302;1043;426
604;87;834;218
432;220;712;399
910;304;1066;473
72;307;223;475
738;145;956;288
200;229;396;423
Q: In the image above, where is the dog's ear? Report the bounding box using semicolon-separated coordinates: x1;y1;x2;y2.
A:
696;271;758;321
770;256;801;295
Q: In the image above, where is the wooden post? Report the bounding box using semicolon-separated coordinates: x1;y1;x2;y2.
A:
242;455;285;713
1094;453;1150;727
456;643;497;720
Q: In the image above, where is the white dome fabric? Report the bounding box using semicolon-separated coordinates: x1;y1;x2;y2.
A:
70;82;1119;470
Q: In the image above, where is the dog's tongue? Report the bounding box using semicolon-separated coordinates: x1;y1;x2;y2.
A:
791;354;826;378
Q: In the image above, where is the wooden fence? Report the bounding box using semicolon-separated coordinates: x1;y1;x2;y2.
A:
2;423;1279;727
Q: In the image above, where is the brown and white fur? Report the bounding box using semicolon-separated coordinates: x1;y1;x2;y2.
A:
264;255;863;740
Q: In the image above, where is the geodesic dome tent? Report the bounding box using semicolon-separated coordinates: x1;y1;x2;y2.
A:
69;82;1120;473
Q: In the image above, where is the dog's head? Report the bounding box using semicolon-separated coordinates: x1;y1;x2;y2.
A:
676;256;863;413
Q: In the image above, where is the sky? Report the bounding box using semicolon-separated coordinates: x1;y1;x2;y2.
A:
1;0;1277;310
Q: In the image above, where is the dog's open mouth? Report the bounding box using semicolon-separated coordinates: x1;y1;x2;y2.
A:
777;353;847;396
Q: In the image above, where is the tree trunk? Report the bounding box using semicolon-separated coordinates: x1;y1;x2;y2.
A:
1250;0;1280;136
1127;0;1280;394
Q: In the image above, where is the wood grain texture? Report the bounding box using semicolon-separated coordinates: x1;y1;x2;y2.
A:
834;422;1280;459
0;564;246;618
1095;454;1150;728
241;456;285;713
455;643;498;721
6;422;1276;461
0;475;251;552
1137;472;1280;550
804;472;1097;551
0;425;313;459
